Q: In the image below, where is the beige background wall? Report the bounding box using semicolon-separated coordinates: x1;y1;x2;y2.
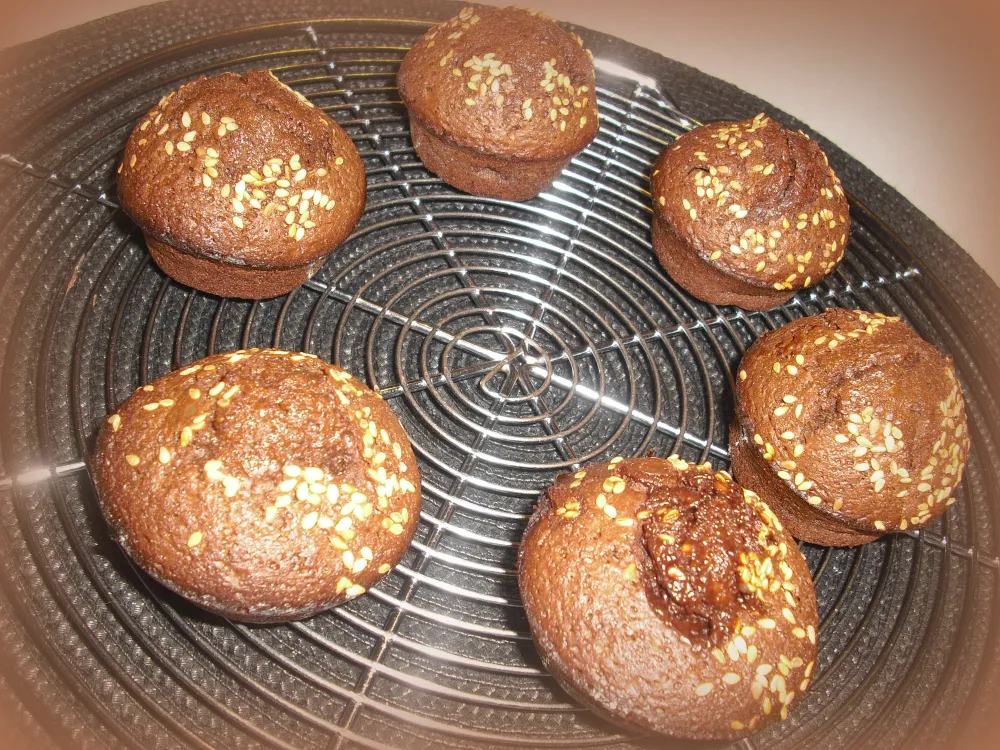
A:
2;0;998;286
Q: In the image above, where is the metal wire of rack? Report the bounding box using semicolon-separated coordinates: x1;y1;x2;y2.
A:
0;16;998;750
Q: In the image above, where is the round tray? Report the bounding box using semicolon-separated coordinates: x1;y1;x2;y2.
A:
1;4;998;749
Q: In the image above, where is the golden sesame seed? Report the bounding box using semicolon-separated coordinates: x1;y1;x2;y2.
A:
695;682;714;697
187;531;202;547
125;454;140;466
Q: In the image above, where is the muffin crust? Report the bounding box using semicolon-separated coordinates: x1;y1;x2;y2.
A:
651;114;849;309
398;6;598;200
519;455;818;739
118;70;366;298
730;309;970;545
92;349;421;622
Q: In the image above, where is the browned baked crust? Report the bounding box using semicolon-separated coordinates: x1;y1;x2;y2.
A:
397;6;598;200
518;455;818;740
650;114;849;309
91;349;421;623
118;70;366;298
730;309;970;546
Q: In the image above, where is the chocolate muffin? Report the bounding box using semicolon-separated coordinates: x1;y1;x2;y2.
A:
519;456;818;739
397;6;599;201
651;114;849;310
91;349;421;623
118;70;366;299
730;309;970;546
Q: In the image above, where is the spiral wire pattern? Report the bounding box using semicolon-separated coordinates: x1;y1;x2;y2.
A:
0;18;997;750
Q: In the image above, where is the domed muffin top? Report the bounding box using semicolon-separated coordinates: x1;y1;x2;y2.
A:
651;115;849;292
91;349;421;622
519;455;818;739
735;309;969;534
398;6;599;160
118;71;366;268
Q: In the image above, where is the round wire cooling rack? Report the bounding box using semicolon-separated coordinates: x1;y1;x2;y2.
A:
0;14;998;750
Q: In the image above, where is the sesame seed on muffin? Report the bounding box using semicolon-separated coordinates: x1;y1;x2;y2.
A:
519;455;818;739
650;114;849;310
398;6;599;201
91;349;421;623
118;70;366;299
730;309;970;546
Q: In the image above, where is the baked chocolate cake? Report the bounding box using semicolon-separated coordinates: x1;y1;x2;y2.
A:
118;70;366;299
91;349;421;622
519;455;818;739
651;114;849;309
398;6;598;200
730;309;970;546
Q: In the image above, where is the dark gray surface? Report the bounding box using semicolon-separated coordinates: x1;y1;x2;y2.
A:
0;2;997;749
